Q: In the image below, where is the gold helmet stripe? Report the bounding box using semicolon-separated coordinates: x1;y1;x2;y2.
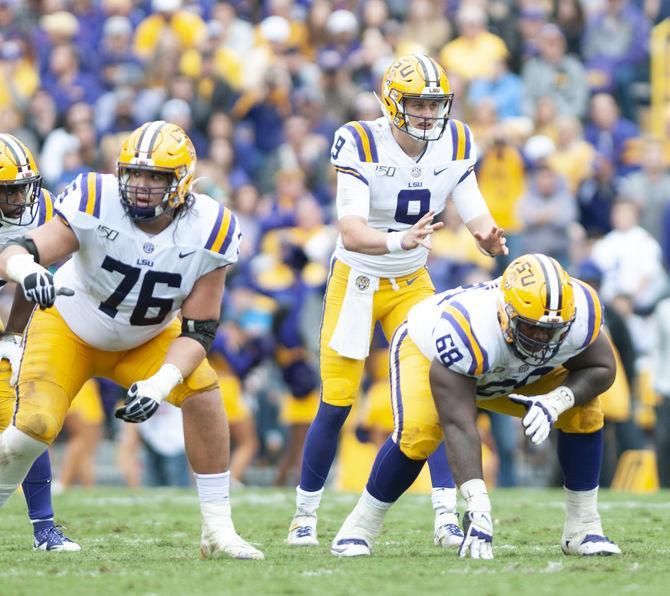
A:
532;253;562;315
0;133;30;172
136;120;167;157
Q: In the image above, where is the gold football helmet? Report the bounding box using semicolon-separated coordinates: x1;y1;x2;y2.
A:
380;54;453;141
117;121;196;221
0;133;41;226
499;254;576;365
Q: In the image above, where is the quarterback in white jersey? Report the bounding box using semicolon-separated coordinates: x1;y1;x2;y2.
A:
332;254;621;559
0;133;80;552
0;122;263;560
288;54;507;549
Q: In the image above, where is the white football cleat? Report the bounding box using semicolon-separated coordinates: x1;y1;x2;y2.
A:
331;537;371;557
200;528;264;560
287;514;318;546
561;534;621;556
434;513;464;548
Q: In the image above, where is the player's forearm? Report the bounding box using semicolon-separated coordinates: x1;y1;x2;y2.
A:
441;417;484;486
164;336;207;380
465;213;497;243
339;220;396;255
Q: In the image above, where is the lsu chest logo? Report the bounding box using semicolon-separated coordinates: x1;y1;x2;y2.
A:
376;165;396;177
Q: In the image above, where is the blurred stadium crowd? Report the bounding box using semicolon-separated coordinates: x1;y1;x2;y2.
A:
1;0;670;492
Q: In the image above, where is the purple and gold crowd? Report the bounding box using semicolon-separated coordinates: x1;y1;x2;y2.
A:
2;0;670;489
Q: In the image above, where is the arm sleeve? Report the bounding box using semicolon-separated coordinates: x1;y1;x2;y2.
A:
451;169;491;224
450;125;491;224
336;172;370;220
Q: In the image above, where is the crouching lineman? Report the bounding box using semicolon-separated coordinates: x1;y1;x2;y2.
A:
332;254;621;558
0;122;263;560
0;133;79;551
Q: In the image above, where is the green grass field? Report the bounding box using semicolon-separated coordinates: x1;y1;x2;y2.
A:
1;487;668;596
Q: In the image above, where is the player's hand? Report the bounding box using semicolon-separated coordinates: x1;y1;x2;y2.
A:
21;269;57;309
509;388;574;445
401;211;444;250
114;364;183;423
0;333;23;386
459;511;493;560
473;226;508;257
115;382;161;423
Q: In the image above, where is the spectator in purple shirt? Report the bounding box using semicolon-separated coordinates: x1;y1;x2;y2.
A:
40;43;104;118
582;0;650;120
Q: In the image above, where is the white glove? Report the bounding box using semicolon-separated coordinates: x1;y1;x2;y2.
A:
509;386;575;445
0;333;23;387
460;511;493;560
459;479;493;560
114;364;183;423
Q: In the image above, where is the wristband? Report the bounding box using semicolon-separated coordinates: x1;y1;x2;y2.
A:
386;231;406;253
6;253;47;285
149;363;184;402
460;478;491;513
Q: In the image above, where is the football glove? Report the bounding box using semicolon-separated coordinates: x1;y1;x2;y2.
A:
460;511;493;560
509;386;575;445
114;364;183;423
5;253;74;309
0;332;23;386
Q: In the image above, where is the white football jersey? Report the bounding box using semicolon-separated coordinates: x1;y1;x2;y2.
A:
407;278;604;400
331;117;486;277
53;172;241;351
0;188;55;289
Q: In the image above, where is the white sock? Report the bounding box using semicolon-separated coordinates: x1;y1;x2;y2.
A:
431;487;458;516
195;471;230;503
336;488;391;543
296;486;324;516
563;486;602;539
0;426;48;509
195;471;234;533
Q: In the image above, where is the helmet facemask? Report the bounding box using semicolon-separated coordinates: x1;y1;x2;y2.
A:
396;93;453;141
118;165;186;222
0;175;42;226
505;304;574;366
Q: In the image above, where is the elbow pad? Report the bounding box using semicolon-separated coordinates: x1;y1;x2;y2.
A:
180;318;218;352
5;237;41;263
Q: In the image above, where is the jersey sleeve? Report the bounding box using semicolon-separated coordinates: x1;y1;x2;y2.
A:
35;188;55;226
572;279;604;349
54;172;103;233
203;203;241;266
330;121;378;186
432;300;490;377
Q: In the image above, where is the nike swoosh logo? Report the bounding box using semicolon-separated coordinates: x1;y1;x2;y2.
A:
406;277;419;286
433;167;449;175
179;250;196;258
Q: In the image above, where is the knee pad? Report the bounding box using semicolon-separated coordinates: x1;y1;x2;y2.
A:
556;397;604;433
321;377;356;407
15;410;63;445
398;421;442;460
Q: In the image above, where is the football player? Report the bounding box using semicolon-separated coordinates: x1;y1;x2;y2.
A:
0;122;263;560
0;133;80;551
331;254;621;558
287;54;508;547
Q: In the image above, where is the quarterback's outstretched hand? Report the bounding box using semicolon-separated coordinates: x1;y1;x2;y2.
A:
473;226;508;257
509;386;575;445
0;332;23;386
401;211;444;250
459;511;493;560
115;364;184;423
